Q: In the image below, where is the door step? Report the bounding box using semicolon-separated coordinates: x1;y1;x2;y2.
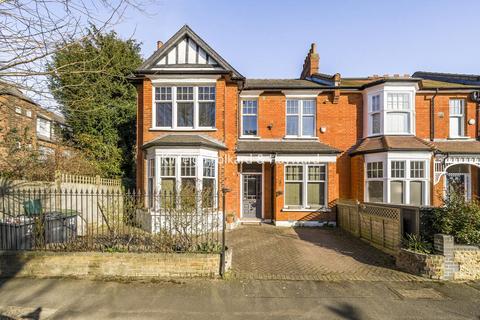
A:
240;219;262;226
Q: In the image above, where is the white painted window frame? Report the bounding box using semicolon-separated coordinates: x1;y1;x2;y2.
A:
368;94;382;135
366;161;385;203
152;85;216;130
285;99;316;138
364;84;417;137
283;163;327;210
240;99;259;138
365;152;430;205
449;98;466;138
146;148;218;208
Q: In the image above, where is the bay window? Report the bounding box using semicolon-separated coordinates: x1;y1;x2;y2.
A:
449;99;465;138
284;164;327;209
286;99;316;137
366;88;415;136
147;153;218;209
365;158;428;205
241;100;258;136
153;86;216;129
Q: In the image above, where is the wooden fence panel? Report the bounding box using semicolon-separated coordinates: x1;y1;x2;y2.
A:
337;200;403;256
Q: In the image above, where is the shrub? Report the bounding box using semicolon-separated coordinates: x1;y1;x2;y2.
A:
433;186;480;245
403;234;433;254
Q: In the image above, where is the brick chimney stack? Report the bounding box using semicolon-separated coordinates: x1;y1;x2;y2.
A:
300;43;319;79
157;41;163;50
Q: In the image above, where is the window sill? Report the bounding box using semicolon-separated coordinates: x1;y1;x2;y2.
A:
239;136;261;140
447;136;473;140
367;133;414;137
149;127;217;132
283;136;318;140
282;207;330;212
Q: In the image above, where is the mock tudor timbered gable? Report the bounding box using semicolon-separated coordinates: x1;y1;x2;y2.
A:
137;25;243;79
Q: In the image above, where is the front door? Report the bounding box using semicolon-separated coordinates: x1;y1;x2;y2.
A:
446;173;471;201
242;174;262;219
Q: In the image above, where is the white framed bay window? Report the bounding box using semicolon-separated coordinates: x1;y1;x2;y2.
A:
145;148;218;208
153;85;216;130
365;153;430;205
365;85;416;137
284;164;327;209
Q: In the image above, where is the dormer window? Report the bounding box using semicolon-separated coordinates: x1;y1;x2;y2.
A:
153;86;216;130
366;87;415;136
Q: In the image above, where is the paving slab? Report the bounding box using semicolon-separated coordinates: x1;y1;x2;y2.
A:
0;278;479;319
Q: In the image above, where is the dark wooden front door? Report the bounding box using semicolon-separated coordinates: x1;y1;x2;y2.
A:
242;174;262;219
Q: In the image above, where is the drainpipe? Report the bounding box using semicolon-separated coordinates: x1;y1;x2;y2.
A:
271;155;275;223
430;89;439;141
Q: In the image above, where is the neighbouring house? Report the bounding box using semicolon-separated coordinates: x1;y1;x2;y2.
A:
0;81;67;160
131;25;480;226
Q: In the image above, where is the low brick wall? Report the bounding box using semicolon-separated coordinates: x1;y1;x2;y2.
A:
454;247;480;280
0;250;230;280
396;249;444;279
396;234;480;280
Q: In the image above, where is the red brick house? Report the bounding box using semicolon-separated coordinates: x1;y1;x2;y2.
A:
132;25;480;226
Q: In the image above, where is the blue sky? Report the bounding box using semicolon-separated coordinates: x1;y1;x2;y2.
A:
114;0;480;78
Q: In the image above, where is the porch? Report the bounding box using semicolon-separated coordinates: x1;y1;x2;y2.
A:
431;140;480;205
235;140;340;226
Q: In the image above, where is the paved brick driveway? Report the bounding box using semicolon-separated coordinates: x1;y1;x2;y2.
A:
226;224;422;281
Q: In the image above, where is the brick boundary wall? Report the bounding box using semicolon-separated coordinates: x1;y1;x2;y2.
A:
0;250;232;280
396;234;480;280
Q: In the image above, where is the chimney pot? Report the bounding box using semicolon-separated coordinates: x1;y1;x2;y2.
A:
157;41;163;49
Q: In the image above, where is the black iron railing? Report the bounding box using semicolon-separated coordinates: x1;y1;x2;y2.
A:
0;189;223;253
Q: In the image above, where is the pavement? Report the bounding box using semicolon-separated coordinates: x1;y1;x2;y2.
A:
227;225;420;281
1;225;478;319
0;277;479;319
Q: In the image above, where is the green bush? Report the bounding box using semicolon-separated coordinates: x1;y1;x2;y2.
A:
403;234;433;254
433;186;480;245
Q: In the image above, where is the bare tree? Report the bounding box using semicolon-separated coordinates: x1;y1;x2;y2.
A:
0;0;145;108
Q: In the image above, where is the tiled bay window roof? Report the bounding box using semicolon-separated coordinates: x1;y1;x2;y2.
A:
349;136;434;156
142;134;226;150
